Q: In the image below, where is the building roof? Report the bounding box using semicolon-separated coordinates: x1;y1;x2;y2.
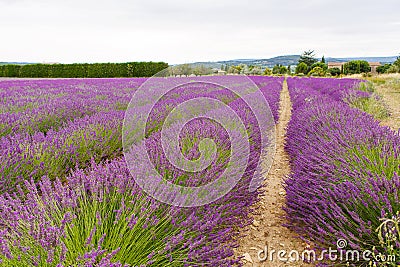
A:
327;62;344;66
368;62;382;66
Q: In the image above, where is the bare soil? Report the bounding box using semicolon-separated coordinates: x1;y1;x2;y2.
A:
373;76;400;130
234;79;311;266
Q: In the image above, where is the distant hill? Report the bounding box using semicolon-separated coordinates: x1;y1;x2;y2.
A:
187;62;224;69
192;55;398;69
0;62;36;66
215;55;300;69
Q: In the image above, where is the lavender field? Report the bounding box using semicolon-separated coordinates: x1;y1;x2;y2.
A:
0;76;398;266
0;76;280;266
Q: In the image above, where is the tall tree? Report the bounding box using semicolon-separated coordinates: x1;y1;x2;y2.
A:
298;50;318;68
179;64;192;76
321;55;326;63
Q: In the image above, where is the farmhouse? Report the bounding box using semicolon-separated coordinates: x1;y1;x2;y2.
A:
368;62;382;73
327;62;344;69
327;61;382;74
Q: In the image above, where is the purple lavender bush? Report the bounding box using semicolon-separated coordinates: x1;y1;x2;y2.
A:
249;76;284;122
285;77;400;266
0;110;123;193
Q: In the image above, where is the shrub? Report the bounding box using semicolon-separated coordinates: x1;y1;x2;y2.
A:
295;62;308;74
377;64;392;74
328;67;341;76
310;62;328;71
263;67;272;75
308;66;325;77
272;64;287;74
343;60;371;75
387;65;400;74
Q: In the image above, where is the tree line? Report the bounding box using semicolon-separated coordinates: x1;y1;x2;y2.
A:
220;51;399;77
294;50;400;76
0;62;169;78
294;50;372;77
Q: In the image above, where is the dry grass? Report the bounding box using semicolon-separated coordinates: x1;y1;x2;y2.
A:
365;74;400;130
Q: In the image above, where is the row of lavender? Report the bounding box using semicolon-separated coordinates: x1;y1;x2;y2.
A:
0;79;145;137
251;76;284;122
0;76;283;266
285;77;400;265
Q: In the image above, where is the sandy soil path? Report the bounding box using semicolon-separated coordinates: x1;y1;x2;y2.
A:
234;79;311;266
375;78;400;130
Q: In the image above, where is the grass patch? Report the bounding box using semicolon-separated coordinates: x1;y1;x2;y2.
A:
356;81;375;92
348;96;390;120
367;76;387;85
348;81;390;120
386;78;400;91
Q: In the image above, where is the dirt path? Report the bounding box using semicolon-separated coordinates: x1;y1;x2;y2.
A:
234;79;310;266
374;77;400;130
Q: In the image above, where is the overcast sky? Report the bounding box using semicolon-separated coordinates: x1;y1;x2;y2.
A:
1;0;399;64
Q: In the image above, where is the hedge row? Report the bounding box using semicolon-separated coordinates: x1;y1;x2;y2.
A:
0;62;169;78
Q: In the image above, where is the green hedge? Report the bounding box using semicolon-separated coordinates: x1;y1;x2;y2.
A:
0;62;168;78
